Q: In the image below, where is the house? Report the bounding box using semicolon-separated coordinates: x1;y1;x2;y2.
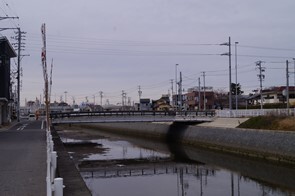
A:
185;87;215;110
152;95;171;111
0;37;17;125
139;98;152;111
248;86;295;106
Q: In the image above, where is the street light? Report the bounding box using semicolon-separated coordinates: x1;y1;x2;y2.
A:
235;42;239;111
64;91;68;103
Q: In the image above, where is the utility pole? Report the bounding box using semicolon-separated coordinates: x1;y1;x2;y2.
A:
220;37;232;110
178;72;182;110
99;91;103;106
256;61;265;110
228;37;232;111
286;60;290;112
175;64;179;110
64;91;68;103
93;95;96;105
138;85;142;102
122;90;126;107
17;28;21;121
2;27;25;122
198;77;201;110
72;96;75;105
170;79;174;107
201;72;206;111
13;28;26;122
235;42;239;110
293;58;295;88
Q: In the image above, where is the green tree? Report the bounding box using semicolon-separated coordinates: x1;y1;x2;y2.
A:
231;83;244;95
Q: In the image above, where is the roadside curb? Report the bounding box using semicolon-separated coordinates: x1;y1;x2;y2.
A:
0;120;19;131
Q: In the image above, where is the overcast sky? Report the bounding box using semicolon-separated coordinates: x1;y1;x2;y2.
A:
1;0;295;106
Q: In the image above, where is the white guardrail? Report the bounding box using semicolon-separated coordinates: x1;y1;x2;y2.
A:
46;128;64;196
215;108;295;118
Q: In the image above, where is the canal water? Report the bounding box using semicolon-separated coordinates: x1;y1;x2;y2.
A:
58;127;295;196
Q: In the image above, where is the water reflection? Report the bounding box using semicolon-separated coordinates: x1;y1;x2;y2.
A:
58;128;295;196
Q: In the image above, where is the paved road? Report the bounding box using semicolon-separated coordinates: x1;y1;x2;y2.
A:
0;120;46;196
197;117;249;128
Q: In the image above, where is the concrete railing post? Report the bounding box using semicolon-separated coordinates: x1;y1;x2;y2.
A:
50;151;57;182
53;178;64;196
47;176;52;196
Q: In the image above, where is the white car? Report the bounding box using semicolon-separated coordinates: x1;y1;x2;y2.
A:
73;104;81;112
28;114;36;121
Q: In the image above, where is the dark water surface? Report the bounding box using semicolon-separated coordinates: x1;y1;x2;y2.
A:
59;128;295;196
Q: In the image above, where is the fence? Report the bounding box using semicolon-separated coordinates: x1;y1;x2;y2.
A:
46;128;64;196
216;108;295;118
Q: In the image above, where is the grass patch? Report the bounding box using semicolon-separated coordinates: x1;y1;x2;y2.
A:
237;116;295;131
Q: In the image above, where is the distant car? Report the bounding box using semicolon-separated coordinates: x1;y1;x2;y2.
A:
73;104;81;112
28;114;36;121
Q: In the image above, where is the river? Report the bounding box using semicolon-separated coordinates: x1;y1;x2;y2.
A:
58;127;295;196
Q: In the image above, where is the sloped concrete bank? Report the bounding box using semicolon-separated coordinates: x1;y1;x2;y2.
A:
80;122;295;164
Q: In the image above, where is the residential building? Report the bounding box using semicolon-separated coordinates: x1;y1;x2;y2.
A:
152;95;171;111
185;87;215;110
139;98;152;111
248;86;295;106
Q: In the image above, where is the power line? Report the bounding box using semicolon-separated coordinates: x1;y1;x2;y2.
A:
27;33;220;47
239;44;295;52
238;54;294;59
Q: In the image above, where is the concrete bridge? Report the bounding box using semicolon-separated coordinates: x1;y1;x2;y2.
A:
50;110;215;124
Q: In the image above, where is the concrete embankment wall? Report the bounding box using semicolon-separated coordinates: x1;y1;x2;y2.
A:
82;122;295;164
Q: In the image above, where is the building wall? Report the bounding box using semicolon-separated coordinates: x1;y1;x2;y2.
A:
185;91;215;110
0;104;2;125
0;38;17;125
0;56;11;100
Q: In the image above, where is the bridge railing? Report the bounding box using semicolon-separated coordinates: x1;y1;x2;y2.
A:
216;108;295;118
46;128;64;196
50;110;216;119
176;110;215;117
